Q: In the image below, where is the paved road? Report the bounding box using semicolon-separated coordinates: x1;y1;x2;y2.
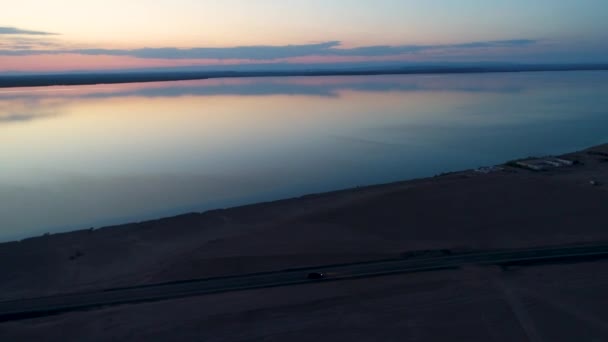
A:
2;244;608;322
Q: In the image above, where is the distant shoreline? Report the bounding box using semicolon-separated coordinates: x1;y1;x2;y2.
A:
1;64;608;88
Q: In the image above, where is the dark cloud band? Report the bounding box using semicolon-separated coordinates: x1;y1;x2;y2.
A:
0;39;536;60
0;27;57;35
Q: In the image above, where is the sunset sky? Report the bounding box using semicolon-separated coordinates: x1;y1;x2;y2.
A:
1;0;607;73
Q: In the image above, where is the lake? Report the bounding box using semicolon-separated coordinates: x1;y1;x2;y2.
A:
2;71;608;241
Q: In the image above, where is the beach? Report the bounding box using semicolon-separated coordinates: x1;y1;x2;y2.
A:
0;142;607;326
3;143;608;298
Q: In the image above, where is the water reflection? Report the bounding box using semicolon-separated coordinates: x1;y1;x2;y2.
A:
1;72;608;240
0;74;531;124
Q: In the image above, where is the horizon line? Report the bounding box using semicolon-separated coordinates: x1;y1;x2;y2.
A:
1;63;608;88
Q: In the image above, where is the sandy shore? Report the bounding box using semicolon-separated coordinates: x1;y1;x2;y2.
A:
2;143;608;340
2;143;608;298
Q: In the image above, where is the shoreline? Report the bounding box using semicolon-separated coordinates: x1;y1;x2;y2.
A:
2;142;608;299
2;142;608;339
3;142;608;245
1;64;608;88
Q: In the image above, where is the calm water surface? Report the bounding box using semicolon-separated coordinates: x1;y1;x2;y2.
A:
2;72;608;241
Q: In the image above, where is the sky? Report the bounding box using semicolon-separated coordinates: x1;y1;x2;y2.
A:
1;0;607;73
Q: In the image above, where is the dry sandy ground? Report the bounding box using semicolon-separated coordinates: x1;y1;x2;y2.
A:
2;261;608;341
2;145;608;300
2;144;608;340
